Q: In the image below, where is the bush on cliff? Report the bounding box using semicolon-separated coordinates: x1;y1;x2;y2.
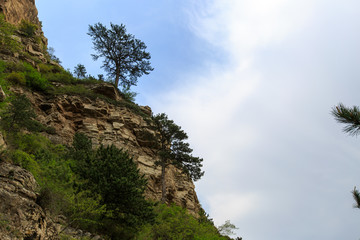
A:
69;133;155;239
136;204;230;240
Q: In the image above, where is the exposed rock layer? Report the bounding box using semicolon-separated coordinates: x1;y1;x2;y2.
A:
0;161;57;239
0;0;40;26
18;84;200;216
0;0;48;65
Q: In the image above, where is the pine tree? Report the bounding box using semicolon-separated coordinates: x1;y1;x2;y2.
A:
70;133;154;230
152;113;204;203
74;64;87;79
88;22;153;89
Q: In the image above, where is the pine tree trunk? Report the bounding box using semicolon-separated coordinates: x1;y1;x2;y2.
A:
115;64;120;87
115;73;119;88
161;164;166;203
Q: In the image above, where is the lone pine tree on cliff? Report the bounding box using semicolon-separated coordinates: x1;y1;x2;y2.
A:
152;113;204;203
88;22;153;89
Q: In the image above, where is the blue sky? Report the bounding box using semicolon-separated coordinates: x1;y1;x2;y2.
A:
37;0;360;239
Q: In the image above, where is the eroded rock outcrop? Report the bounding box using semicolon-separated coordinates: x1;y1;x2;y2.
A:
18;83;201;215
0;161;57;240
0;0;48;65
0;0;40;26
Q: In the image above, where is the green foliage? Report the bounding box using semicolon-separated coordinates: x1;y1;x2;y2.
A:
88;22;153;88
136;204;229;240
74;64;87;79
19;20;38;38
0;60;6;74
69;133;154;238
0;14;20;52
0;95;40;132
11;149;40;176
23;62;49;91
44;69;75;84
49;84;91;96
153;113;204;182
3;61;50;91
152;113;204;202
332;104;360;218
38;63;55;73
5;72;26;85
121;85;138;102
332;103;360;136
2;61;26;73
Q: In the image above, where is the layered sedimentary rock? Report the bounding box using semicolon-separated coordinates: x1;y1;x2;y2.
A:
13;84;201;216
0;1;202;238
0;161;57;239
0;0;48;65
0;0;40;26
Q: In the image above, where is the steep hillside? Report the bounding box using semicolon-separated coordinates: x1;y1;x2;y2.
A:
17;83;201;215
0;0;230;239
0;0;200;214
0;0;48;65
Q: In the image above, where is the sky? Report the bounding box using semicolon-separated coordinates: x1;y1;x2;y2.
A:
36;0;360;239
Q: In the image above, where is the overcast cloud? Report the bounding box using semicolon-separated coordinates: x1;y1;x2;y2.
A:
37;0;360;239
148;1;360;239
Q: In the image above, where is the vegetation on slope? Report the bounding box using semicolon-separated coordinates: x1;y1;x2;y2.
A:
0;15;242;239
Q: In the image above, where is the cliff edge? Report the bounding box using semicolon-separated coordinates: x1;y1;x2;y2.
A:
0;0;200;221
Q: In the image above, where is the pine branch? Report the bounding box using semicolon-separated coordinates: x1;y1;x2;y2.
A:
352;186;360;209
332;103;360;136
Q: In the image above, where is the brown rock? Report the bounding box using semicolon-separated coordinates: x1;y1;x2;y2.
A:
23;88;201;216
0;86;6;102
0;162;57;239
91;83;122;101
0;0;41;26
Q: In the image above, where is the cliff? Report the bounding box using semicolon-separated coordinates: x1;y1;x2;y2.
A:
17;84;200;214
0;1;201;238
0;0;41;26
0;0;48;65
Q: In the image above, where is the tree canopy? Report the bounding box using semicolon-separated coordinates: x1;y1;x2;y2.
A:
88;22;153;89
152;113;204;202
74;64;87;79
70;133;154;235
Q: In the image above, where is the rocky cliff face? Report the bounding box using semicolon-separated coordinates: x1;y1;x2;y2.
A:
13;84;200;215
0;0;40;26
0;0;48;65
0;161;57;239
0;0;202;238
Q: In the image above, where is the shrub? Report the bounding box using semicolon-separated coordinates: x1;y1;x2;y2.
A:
136;204;229;240
26;70;48;91
5;72;26;85
1;95;37;132
38;63;54;73
0;14;20;52
44;71;75;84
23;62;49;91
19;20;38;38
120;85;137;102
0;61;6;74
11;149;41;176
69;133;155;238
3;61;26;73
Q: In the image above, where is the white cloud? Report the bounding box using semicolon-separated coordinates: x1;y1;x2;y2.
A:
187;0;315;57
207;192;260;225
149;0;360;239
